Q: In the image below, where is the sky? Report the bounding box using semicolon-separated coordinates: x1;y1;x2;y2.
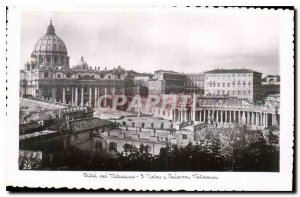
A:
21;9;280;75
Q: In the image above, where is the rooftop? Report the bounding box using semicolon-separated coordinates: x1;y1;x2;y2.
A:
205;68;261;74
154;69;179;74
69;117;111;133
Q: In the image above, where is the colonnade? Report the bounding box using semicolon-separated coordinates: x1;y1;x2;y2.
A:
40;86;115;107
170;108;278;127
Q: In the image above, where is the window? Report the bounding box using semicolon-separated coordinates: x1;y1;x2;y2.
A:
78;75;81;78
109;142;117;151
44;72;48;78
54;57;58;64
227;83;230;87
96;141;102;150
222;83;225;87
57;74;61;78
118;74;121;79
217;83;220;87
182;134;187;140
124;143;131;152
108;75;111;79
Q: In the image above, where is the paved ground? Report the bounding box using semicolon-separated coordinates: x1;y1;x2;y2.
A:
116;115;175;129
20;103;56;123
94;108;175;128
93;108;135;120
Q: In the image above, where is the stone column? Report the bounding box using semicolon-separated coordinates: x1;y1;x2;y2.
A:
233;110;236;123
71;87;74;105
62;87;66;104
216;110;219;123
89;87;92;106
229;111;232;123
220;110;223;123
272;114;276;125
75;87;78;106
192;93;196;122
199;110;202;123
38;88;43;99
51;87;56;102
94;87;97;108
184;109;187;122
81;87;84;106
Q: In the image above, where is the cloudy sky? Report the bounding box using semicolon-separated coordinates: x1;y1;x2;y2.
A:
21;9;280;75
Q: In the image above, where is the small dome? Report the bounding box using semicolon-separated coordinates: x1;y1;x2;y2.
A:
76;56;89;69
32;21;68;55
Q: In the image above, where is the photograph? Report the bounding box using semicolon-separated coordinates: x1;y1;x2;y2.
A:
5;6;294;191
19;10;281;172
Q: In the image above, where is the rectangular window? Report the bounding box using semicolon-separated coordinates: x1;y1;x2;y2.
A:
96;141;102;150
109;142;117;151
182;134;187;140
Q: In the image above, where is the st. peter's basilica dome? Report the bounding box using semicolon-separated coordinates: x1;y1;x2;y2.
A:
31;20;70;68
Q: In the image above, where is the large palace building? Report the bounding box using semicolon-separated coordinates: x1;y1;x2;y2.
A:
204;68;263;103
20;21;127;108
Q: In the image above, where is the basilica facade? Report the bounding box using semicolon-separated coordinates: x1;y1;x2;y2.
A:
20;21;128;108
